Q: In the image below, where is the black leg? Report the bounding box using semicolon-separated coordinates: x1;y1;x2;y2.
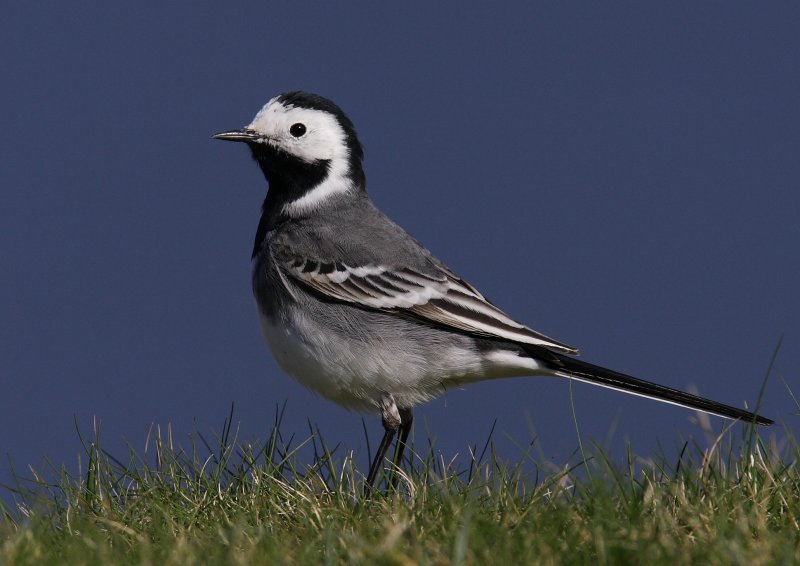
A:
365;424;397;490
390;408;413;490
365;394;402;493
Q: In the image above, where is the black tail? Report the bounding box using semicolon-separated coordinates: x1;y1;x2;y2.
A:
536;349;773;426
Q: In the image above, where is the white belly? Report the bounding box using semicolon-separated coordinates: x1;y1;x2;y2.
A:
258;305;547;413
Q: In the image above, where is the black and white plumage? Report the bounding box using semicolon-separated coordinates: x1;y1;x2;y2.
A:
214;92;772;489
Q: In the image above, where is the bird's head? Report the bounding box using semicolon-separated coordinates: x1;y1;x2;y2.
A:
215;91;365;217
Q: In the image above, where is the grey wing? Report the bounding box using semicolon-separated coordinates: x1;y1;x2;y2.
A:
279;255;579;355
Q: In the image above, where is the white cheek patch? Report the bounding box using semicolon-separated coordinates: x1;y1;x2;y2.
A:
247;98;356;216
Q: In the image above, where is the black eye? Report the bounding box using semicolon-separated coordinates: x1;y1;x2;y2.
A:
289;123;307;137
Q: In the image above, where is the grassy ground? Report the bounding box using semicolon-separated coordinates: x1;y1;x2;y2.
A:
1;405;797;565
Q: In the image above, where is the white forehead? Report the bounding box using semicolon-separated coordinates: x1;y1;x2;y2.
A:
246;97;348;163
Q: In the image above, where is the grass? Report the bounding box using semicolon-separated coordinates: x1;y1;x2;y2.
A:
0;401;798;565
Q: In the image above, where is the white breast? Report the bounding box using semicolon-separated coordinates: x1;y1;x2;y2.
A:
258;306;372;409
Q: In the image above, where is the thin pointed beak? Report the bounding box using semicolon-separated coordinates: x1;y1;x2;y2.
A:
213;129;259;142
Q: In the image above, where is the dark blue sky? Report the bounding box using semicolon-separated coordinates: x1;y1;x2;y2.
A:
2;4;798;492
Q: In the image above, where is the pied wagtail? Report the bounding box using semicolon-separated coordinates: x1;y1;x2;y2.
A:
214;91;772;489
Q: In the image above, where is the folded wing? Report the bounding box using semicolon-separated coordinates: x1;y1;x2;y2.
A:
282;257;579;354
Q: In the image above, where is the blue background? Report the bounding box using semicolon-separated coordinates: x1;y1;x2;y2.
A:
2;3;798;493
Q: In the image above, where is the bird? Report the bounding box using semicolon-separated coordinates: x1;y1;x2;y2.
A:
214;91;773;490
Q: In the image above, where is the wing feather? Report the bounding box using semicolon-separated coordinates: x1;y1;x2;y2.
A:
283;257;578;354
